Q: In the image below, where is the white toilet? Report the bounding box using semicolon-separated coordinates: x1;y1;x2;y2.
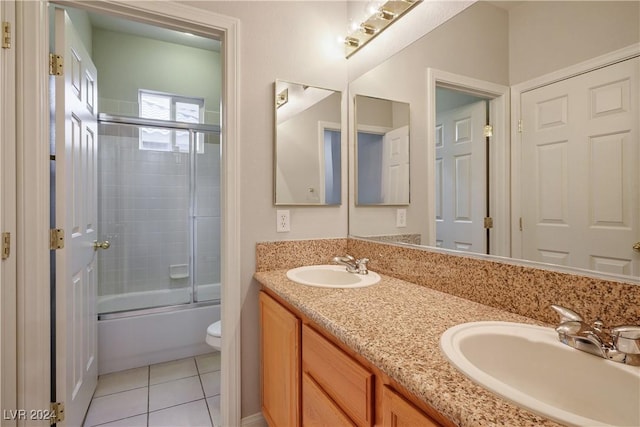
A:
206;320;221;350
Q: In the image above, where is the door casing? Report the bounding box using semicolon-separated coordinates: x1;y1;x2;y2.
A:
426;68;510;257
15;1;241;425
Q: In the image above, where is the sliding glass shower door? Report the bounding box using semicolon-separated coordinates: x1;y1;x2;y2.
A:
97;116;221;316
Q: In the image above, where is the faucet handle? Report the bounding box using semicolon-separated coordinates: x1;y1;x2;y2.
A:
550;304;584;323
355;258;369;274
611;326;640;354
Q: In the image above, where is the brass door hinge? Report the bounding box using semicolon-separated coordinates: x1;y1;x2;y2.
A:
519;217;523;231
50;228;65;250
50;402;65;425
1;232;9;260
483;124;493;138
49;53;63;76
2;22;11;49
484;217;494;229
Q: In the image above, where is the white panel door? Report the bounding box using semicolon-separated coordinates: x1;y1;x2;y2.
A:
435;101;487;252
382;125;409;204
521;57;639;276
54;9;98;426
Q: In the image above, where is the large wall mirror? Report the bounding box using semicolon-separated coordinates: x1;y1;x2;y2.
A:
348;0;640;280
275;80;342;205
355;95;410;205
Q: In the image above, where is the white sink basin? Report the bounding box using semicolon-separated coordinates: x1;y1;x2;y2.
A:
286;265;380;288
440;321;640;427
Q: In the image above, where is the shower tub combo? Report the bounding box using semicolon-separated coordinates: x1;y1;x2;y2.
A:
97;113;222;374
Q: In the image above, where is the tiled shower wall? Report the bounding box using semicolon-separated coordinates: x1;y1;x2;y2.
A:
97;122;220;297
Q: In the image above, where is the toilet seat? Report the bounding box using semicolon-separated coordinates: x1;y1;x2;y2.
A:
206;320;221;349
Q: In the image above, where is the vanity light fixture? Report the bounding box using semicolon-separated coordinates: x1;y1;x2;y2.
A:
345;36;360;48
344;0;422;58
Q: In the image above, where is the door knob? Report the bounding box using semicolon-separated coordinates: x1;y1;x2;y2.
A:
634;242;640;253
93;240;110;250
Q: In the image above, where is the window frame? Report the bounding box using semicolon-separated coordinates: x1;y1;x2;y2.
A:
138;89;205;153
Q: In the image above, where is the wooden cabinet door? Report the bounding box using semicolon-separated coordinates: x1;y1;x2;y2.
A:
260;292;301;427
382;386;440;427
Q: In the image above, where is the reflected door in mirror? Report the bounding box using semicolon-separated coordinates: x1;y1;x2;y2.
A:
520;57;639;277
436;98;488;253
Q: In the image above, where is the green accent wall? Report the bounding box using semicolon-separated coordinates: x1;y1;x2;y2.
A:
92;28;221;124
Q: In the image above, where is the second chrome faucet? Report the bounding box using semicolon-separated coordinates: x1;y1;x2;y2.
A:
551;304;640;366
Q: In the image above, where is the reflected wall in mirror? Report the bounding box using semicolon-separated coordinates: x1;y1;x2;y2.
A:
274;80;342;205
348;1;640;280
355;95;410;205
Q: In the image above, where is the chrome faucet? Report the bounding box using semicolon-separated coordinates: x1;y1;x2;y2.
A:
332;255;369;275
551;304;640;366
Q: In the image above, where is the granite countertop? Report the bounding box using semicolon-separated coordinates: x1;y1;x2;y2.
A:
254;269;564;427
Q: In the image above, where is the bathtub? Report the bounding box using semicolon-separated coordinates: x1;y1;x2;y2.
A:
97;283;221;375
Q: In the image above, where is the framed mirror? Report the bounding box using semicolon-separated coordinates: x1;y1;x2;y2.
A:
348;0;640;280
274;80;342;205
355;95;410;205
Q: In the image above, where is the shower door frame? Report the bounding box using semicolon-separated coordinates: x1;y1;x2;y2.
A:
16;1;241;426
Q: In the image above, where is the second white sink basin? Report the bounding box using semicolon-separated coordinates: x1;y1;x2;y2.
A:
286;265;380;288
440;321;640;427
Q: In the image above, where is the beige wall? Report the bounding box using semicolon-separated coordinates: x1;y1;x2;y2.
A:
182;0;348;418
509;1;640;84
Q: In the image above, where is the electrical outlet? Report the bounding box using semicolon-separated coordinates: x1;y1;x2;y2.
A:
276;210;290;232
396;208;407;228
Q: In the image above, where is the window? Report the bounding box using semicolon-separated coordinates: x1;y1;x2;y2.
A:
138;90;205;153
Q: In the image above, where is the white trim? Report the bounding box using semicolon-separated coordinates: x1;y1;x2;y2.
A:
426;68;510;256
510;43;640;260
1;0;18;423
20;1;241;425
15;1;51;424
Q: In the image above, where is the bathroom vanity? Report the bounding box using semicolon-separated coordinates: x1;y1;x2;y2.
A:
255;269;563;427
259;289;445;427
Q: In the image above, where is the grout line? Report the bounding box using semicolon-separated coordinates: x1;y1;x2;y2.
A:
87;358;220;427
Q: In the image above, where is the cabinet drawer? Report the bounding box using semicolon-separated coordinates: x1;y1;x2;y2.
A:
302;325;373;427
302;373;356;427
382;386;440;427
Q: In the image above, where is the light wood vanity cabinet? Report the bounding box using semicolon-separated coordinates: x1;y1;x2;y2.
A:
260;290;449;427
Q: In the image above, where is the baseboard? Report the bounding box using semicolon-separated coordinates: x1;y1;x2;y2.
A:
241;412;267;427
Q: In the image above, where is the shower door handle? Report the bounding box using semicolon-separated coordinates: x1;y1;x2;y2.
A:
93;240;111;250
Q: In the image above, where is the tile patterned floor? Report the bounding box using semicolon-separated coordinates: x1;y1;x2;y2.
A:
83;352;221;427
